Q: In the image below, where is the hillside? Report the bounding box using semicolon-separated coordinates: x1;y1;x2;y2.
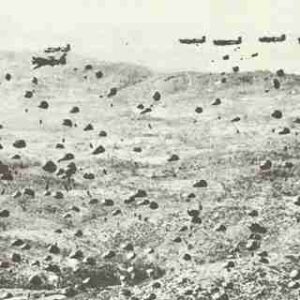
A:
0;50;300;300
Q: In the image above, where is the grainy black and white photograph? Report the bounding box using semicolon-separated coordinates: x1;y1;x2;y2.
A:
1;1;300;299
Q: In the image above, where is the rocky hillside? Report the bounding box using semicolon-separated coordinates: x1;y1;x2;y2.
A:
0;50;300;300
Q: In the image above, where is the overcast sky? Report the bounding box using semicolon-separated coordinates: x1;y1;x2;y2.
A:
1;0;300;72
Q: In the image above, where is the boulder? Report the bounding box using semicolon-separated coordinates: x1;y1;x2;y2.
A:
107;87;117;97
102;199;114;206
195;107;203;114
153;91;161;101
92;145;105;155
84;123;93;131
149;201;159;210
24;91;33;98
70;106;79;113
168;154;179;162
43;161;57;173
13;140;26;149
48;244;60;255
69;250;84;260
38;101;49;109
23;188;35;197
99;130;107;137
0;210;10;217
212;98;221;105
28;273;44;287
58;153;74;162
5;73;11;81
62;119;73;127
271;110;282;119
102;250;116;259
193;180;207;188
273;78;281;89
95;71;103;79
278;127;290;135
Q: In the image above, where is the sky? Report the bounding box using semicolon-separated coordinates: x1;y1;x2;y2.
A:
1;0;300;72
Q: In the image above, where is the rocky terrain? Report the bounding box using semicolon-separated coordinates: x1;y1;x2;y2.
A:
0;50;300;300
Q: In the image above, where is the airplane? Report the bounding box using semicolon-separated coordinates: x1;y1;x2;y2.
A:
44;44;71;53
213;36;242;46
32;53;67;69
258;34;286;43
179;36;206;45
